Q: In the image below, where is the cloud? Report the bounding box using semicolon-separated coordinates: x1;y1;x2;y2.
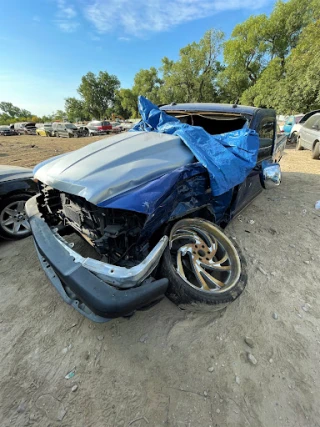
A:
83;0;270;36
57;0;77;18
55;0;79;32
55;20;80;32
118;36;130;41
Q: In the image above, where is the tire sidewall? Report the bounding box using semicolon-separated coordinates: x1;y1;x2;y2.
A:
312;141;320;159
296;137;303;150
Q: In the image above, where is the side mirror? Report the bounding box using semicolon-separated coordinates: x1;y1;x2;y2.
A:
261;161;281;189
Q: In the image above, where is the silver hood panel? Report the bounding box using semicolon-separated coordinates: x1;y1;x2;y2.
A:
34;131;195;205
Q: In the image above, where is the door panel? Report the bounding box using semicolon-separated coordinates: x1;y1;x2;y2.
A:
231;111;276;217
231;168;262;217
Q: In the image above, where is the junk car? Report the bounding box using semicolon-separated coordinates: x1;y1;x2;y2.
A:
26;97;283;322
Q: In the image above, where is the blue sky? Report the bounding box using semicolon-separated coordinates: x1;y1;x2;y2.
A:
0;0;276;115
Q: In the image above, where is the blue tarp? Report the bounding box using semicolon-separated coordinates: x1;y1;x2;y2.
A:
131;96;259;196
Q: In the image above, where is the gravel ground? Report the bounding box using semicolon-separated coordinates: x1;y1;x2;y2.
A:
0;136;320;427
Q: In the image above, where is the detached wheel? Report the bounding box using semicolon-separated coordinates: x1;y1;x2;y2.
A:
296;137;303;151
312;141;320;159
161;218;246;306
0;194;31;240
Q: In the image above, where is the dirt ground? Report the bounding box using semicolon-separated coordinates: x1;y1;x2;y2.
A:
0;135;320;427
0;134;106;169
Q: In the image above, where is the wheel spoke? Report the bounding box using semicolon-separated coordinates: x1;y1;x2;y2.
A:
2;217;15;226
177;244;193;256
191;263;211;291
199;267;225;289
13;222;21;234
16;201;25;212
207;264;231;271
3;208;16;216
212;253;229;267
170;233;196;247
20;220;30;231
176;251;186;277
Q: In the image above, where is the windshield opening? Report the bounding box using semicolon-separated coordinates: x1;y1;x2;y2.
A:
165;112;248;135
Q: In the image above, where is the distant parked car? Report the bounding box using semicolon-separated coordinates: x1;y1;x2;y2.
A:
296;113;320;159
283;115;304;136
14;122;37;135
86;120;112;136
111;122;124;133
52;122;80;138
36;123;53;137
0;126;15;136
121;121;134;131
0;165;38;240
288;109;320;144
75;124;89;137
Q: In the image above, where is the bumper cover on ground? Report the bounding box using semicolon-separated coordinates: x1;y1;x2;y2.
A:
26;196;169;322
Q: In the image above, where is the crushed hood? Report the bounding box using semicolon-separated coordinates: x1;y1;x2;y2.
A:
34;131;195;205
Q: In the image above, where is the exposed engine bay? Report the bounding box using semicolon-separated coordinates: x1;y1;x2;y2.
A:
37;183;147;266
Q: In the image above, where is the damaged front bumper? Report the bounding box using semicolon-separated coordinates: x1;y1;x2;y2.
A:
26;195;169;322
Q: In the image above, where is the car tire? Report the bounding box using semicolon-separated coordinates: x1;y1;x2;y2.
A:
312;141;320;160
290;132;298;145
160;218;247;307
296;137;303;151
0;194;32;240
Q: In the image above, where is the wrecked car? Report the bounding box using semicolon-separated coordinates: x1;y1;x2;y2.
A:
26;97;282;322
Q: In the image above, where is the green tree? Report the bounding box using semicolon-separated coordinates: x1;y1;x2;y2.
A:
0;102;31;118
132;67;163;104
220;14;269;102
65;97;88;122
113;91;132;119
240;58;284;108
117;88;139;118
159;29;224;103
77;71;120;119
239;0;319;112
281;18;320;113
53;110;66;121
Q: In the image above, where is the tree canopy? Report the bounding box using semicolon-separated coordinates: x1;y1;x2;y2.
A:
1;0;319;124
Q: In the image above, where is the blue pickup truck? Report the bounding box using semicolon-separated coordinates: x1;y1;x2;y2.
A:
26;100;284;322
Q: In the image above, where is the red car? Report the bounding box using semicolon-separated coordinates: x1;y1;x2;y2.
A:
86;120;112;136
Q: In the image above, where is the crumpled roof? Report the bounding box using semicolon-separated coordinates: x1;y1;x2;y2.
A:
131;96;259;196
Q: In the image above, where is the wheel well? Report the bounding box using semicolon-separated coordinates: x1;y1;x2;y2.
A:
313;140;319;149
0;190;34;202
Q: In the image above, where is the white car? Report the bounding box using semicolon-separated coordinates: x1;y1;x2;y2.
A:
289;109;320;144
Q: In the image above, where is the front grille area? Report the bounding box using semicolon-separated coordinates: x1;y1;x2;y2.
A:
37;182;147;261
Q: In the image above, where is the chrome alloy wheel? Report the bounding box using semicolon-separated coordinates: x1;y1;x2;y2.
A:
0;200;30;237
169;219;241;294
